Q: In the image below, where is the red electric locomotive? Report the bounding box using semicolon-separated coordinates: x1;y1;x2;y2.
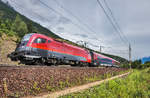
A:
9;33;92;66
9;33;120;67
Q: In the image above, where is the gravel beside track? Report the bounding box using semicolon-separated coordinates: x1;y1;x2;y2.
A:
33;72;130;98
0;64;128;97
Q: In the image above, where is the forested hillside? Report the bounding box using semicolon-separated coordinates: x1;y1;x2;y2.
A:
0;0;128;64
0;0;60;39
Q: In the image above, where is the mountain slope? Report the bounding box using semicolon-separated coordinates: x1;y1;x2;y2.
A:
0;0;60;38
0;0;128;64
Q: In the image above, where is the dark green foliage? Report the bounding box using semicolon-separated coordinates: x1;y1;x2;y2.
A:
141;62;150;69
120;63;130;68
131;59;141;69
131;59;150;69
27;21;33;33
11;14;28;38
0;17;16;36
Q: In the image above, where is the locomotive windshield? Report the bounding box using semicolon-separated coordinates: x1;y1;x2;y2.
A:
15;33;34;51
21;33;33;42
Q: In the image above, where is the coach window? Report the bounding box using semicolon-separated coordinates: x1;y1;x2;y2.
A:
34;38;47;43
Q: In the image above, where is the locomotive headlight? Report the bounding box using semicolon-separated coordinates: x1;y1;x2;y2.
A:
21;46;25;48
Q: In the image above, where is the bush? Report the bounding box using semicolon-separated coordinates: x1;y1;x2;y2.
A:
7;30;16;37
131;59;142;69
142;62;150;68
0;31;2;37
120;63;130;68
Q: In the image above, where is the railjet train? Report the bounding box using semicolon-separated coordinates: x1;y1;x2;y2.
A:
9;33;120;67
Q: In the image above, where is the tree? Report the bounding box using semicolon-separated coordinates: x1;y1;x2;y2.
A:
4;19;12;30
27;21;33;33
131;59;142;69
11;14;28;37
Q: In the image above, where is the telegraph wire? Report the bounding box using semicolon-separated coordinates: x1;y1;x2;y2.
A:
96;0;128;46
103;0;129;43
88;41;128;55
54;0;129;49
102;0;132;62
53;0;103;43
38;0;103;42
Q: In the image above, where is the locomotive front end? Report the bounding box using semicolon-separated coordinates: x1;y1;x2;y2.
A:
8;33;35;61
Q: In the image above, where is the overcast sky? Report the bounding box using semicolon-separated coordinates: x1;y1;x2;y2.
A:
3;0;150;60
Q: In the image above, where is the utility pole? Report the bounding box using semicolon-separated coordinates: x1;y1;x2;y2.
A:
84;42;87;48
100;46;102;52
100;46;104;53
129;43;132;69
76;41;88;48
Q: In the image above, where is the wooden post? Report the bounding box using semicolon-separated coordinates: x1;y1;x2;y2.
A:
3;78;8;96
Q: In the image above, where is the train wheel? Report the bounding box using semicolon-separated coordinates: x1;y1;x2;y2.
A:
70;64;76;67
20;60;35;65
52;59;58;66
35;58;46;66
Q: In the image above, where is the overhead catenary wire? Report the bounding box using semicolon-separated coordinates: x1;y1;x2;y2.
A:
53;0;130;49
102;0;132;62
53;0;104;43
38;0;103;42
103;0;129;43
88;41;128;55
96;0;129;46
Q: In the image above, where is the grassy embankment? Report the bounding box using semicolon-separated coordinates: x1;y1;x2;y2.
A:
60;68;150;98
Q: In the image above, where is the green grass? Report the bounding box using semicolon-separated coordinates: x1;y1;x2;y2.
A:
60;68;150;98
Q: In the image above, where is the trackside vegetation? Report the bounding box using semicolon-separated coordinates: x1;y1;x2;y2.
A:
131;59;150;69
0;67;128;97
60;68;150;98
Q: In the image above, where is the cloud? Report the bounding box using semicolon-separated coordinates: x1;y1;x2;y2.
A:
3;0;150;60
56;27;65;32
58;16;70;24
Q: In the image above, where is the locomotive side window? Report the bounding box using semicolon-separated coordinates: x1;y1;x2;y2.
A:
48;40;51;43
34;38;47;43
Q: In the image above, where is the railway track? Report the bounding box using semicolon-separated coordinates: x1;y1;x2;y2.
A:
0;64;70;67
0;64;105;68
